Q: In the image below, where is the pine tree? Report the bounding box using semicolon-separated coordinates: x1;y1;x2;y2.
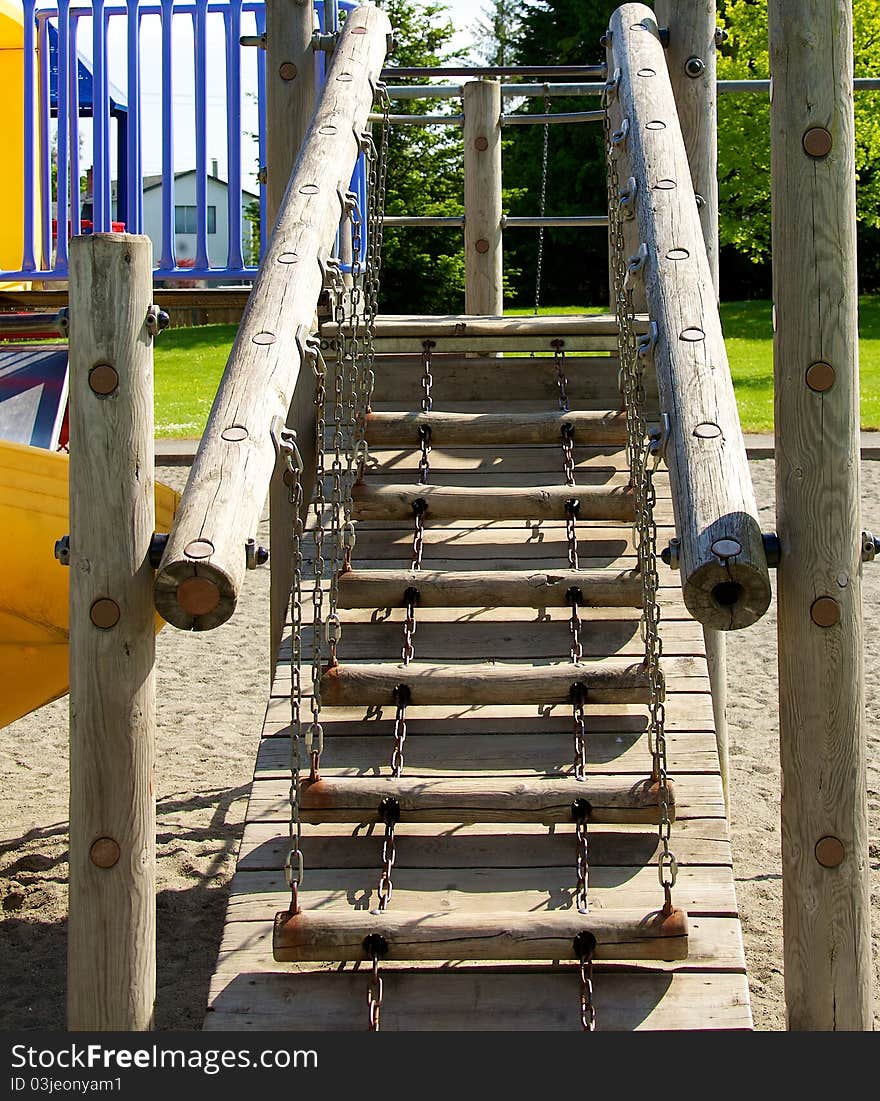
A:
473;0;522;66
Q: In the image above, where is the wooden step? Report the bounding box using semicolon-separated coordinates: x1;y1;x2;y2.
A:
365;410;627;447
272;907;689;962
319;661;653;706
336;568;643;609
352;483;636;522
296;775;674;825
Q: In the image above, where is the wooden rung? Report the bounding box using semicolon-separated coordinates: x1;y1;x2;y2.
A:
296;775;674;824
365;410;627;447
352;483;636;522
336;568;643;609
323;312;644;339
272;907;689;962
319;661;652;706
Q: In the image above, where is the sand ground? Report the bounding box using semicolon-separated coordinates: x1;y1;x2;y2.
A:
1;459;877;1030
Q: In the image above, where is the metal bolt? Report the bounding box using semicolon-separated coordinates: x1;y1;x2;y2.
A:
90;598;121;629
257;166;268;185
715;27;729;46
803;127;833;158
810;596;840;627
762;532;782;568
474;136;489;152
279;61;297;81
148;532;169;570
310;31;338;53
245;538;270;570
815;836;845;868
57;307;70;338
88;364;119;396
475;238;490;254
89;837;121;868
805;361;836;392
146;304;170;337
861;530;880;562
54;534;71;566
661;537;681;570
239;33;266;49
685;55;705;78
599;29;612;48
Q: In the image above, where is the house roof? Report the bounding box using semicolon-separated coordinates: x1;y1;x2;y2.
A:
142;171;259;200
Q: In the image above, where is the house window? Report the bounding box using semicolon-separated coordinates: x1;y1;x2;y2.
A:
174;205;217;235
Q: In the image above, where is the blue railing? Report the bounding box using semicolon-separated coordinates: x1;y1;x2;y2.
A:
5;0;357;284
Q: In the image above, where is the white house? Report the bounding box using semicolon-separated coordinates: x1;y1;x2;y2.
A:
141;168;259;271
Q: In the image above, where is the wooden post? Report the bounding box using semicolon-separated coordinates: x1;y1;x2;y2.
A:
769;0;871;1029
463;79;503;315
67;233;156;1030
654;0;728;809
267;0;318;665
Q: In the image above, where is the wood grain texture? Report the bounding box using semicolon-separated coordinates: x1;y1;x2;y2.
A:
272;907;689;962
336;567;642;608
153;6;390;630
365;409;626;447
352;482;636;521
67;234;156;1030
769;0;871;1030
610;5;770;630
463;80;503;314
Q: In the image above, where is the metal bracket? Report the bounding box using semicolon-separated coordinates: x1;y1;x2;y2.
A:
54;534;70;566
57;307;70;338
619;176;638;221
648;412;671;469
861;529;880;562
637;320;659;360
245;537;269;570
611;117;629;147
239;33;266;49
311;30;338;53
148;532;169;570
660;537;681;570
145;304;170;338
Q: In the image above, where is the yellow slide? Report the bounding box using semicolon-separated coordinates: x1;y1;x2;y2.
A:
0;440;179;728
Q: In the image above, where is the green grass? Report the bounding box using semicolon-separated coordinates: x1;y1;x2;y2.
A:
152;300;880;437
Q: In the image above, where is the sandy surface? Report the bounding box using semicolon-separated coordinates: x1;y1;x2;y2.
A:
1;460;877;1031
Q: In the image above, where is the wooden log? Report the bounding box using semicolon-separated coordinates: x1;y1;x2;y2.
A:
319;661;652;706
365;410;627;447
608;5;771;630
153;6;390;630
266;0;319;668
352;483;636;522
336;568;643;608
463;81;503;314
295;775;673;825
769;0;871;1030
273;907;689;962
654;0;729;810
67;233;156;1030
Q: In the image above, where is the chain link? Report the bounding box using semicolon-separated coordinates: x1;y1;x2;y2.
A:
604;64;675;914
421;339;435;413
568;587;584;666
561;421;576;487
390;684;411;776
364;935;387;1031
417;423;433;485
376;797;400;911
533;91;551;316
564;497;580;570
552;339;569;412
411;497;427;570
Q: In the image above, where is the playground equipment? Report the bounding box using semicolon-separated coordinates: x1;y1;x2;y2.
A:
59;0;871;1032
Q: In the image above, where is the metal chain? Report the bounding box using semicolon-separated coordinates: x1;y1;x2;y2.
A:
390;684;411;776
564;497;580;570
417;424;432;485
568;587;583;666
561;421;576;487
577;939;597;1032
603;65;676;915
571;684;588;784
401;587;419;667
411;497;427;570
421;339;435;412
307;341;328;780
533;91;551;316
552;339;569;412
364;934;387;1031
376;797;400;911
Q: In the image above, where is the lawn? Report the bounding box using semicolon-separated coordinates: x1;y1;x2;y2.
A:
152;299;880;437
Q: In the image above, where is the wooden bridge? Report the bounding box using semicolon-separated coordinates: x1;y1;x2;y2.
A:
61;0;871;1034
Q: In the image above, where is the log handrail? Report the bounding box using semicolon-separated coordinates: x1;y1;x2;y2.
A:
154;5;391;630
608;5;771;630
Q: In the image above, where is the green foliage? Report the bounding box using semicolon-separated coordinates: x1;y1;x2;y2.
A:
374;0;467;312
474;0;522;66
717;0;880;273
501;1;610;306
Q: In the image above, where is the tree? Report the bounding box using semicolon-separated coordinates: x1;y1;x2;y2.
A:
473;0;521;66
373;0;467;312
501;1;610;306
716;0;880;291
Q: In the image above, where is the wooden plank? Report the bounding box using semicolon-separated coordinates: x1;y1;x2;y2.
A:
224;866;738;921
272;907;690;962
463;80;503;314
205;970;752;1031
236;819;733;871
324;312;640;339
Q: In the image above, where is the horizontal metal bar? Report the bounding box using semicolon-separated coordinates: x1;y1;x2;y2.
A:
0;310;66;335
385;85;464;100
368;113;464;125
383;216;464;227
502;110;605;126
502;215;608;228
381;65;607;80
719;77;880;93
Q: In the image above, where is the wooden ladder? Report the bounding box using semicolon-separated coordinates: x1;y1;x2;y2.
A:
205;314;751;1031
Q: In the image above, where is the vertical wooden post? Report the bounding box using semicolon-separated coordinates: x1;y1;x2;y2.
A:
655;0;728;808
769;0;871;1029
266;0;318;665
67;233;156;1030
463;79;503;315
